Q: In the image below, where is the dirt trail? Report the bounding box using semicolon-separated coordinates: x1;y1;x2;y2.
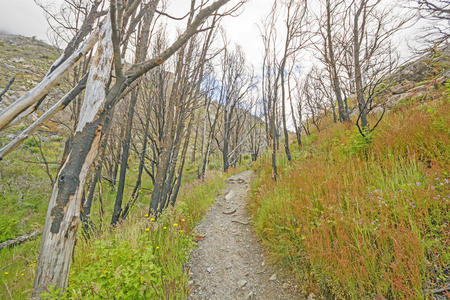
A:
188;170;303;300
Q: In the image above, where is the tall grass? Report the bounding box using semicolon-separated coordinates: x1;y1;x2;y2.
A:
250;91;449;299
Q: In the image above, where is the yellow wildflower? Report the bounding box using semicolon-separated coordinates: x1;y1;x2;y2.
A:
20;273;24;276
181;218;186;222
144;214;149;217
4;272;8;275
295;227;301;233
173;223;178;227
145;228;150;232
163;226;167;230
140;275;144;281
102;270;107;274
150;218;155;222
156;246;160;250
180;230;184;233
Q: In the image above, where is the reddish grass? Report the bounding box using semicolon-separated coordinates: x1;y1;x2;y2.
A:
250;94;449;299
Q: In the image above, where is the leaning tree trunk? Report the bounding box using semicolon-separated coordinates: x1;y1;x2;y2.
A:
0;31;98;131
32;16;113;298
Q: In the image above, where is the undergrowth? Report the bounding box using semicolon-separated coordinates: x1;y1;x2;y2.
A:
0;169;226;299
250;88;449;299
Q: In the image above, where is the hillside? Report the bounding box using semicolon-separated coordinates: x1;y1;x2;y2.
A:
250;47;449;299
1;0;449;298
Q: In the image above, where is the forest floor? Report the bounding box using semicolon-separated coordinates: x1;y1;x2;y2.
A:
188;170;303;300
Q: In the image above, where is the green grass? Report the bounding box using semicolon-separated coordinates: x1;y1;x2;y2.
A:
1;165;226;299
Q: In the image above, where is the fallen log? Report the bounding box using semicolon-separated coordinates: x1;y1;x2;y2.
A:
0;230;41;251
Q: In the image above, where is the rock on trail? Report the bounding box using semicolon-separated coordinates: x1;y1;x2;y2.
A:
188;170;302;300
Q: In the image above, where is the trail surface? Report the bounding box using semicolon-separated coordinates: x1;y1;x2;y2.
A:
188;170;302;300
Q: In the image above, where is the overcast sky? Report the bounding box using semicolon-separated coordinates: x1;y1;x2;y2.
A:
0;0;422;68
0;0;275;67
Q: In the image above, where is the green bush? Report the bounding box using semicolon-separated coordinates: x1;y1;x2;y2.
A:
57;239;161;299
346;128;373;157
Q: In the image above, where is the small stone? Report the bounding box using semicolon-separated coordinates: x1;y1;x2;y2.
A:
246;291;255;299
269;273;277;281
12;57;25;63
261;260;265;266
308;293;316;300
238;279;247;288
206;267;212;273
225;191;234;200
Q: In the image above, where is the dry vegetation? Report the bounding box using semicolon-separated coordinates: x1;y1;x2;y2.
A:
250;78;449;299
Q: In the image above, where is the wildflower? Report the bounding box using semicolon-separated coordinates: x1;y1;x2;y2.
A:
416;182;420;186
145;228;150;232
156;246;160;250
150;218;155;222
180;230;184;233
20;273;24;276
173;223;178;227
140;276;144;281
163;226;167;230
181;218;186;222
102;270;107;274
4;272;8;275
295;227;301;233
144;214;149;217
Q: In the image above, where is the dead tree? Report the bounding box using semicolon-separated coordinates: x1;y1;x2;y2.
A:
111;0;157;226
349;0;412;132
214;45;254;172
312;0;350;122
260;3;280;180
0;1;240;296
149;6;228;215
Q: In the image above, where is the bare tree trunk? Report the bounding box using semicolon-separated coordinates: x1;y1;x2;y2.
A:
111;91;138;225
32;16;113;298
353;2;368;129
325;0;349;122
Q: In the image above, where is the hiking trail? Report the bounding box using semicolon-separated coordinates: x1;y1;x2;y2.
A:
188;170;303;300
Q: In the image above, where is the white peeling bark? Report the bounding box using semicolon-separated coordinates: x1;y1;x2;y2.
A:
32;15;113;299
77;18;114;132
0;30;99;131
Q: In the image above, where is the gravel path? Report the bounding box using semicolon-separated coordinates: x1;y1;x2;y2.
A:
188;170;303;300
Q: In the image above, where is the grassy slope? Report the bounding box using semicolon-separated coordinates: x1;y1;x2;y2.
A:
250;77;449;298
